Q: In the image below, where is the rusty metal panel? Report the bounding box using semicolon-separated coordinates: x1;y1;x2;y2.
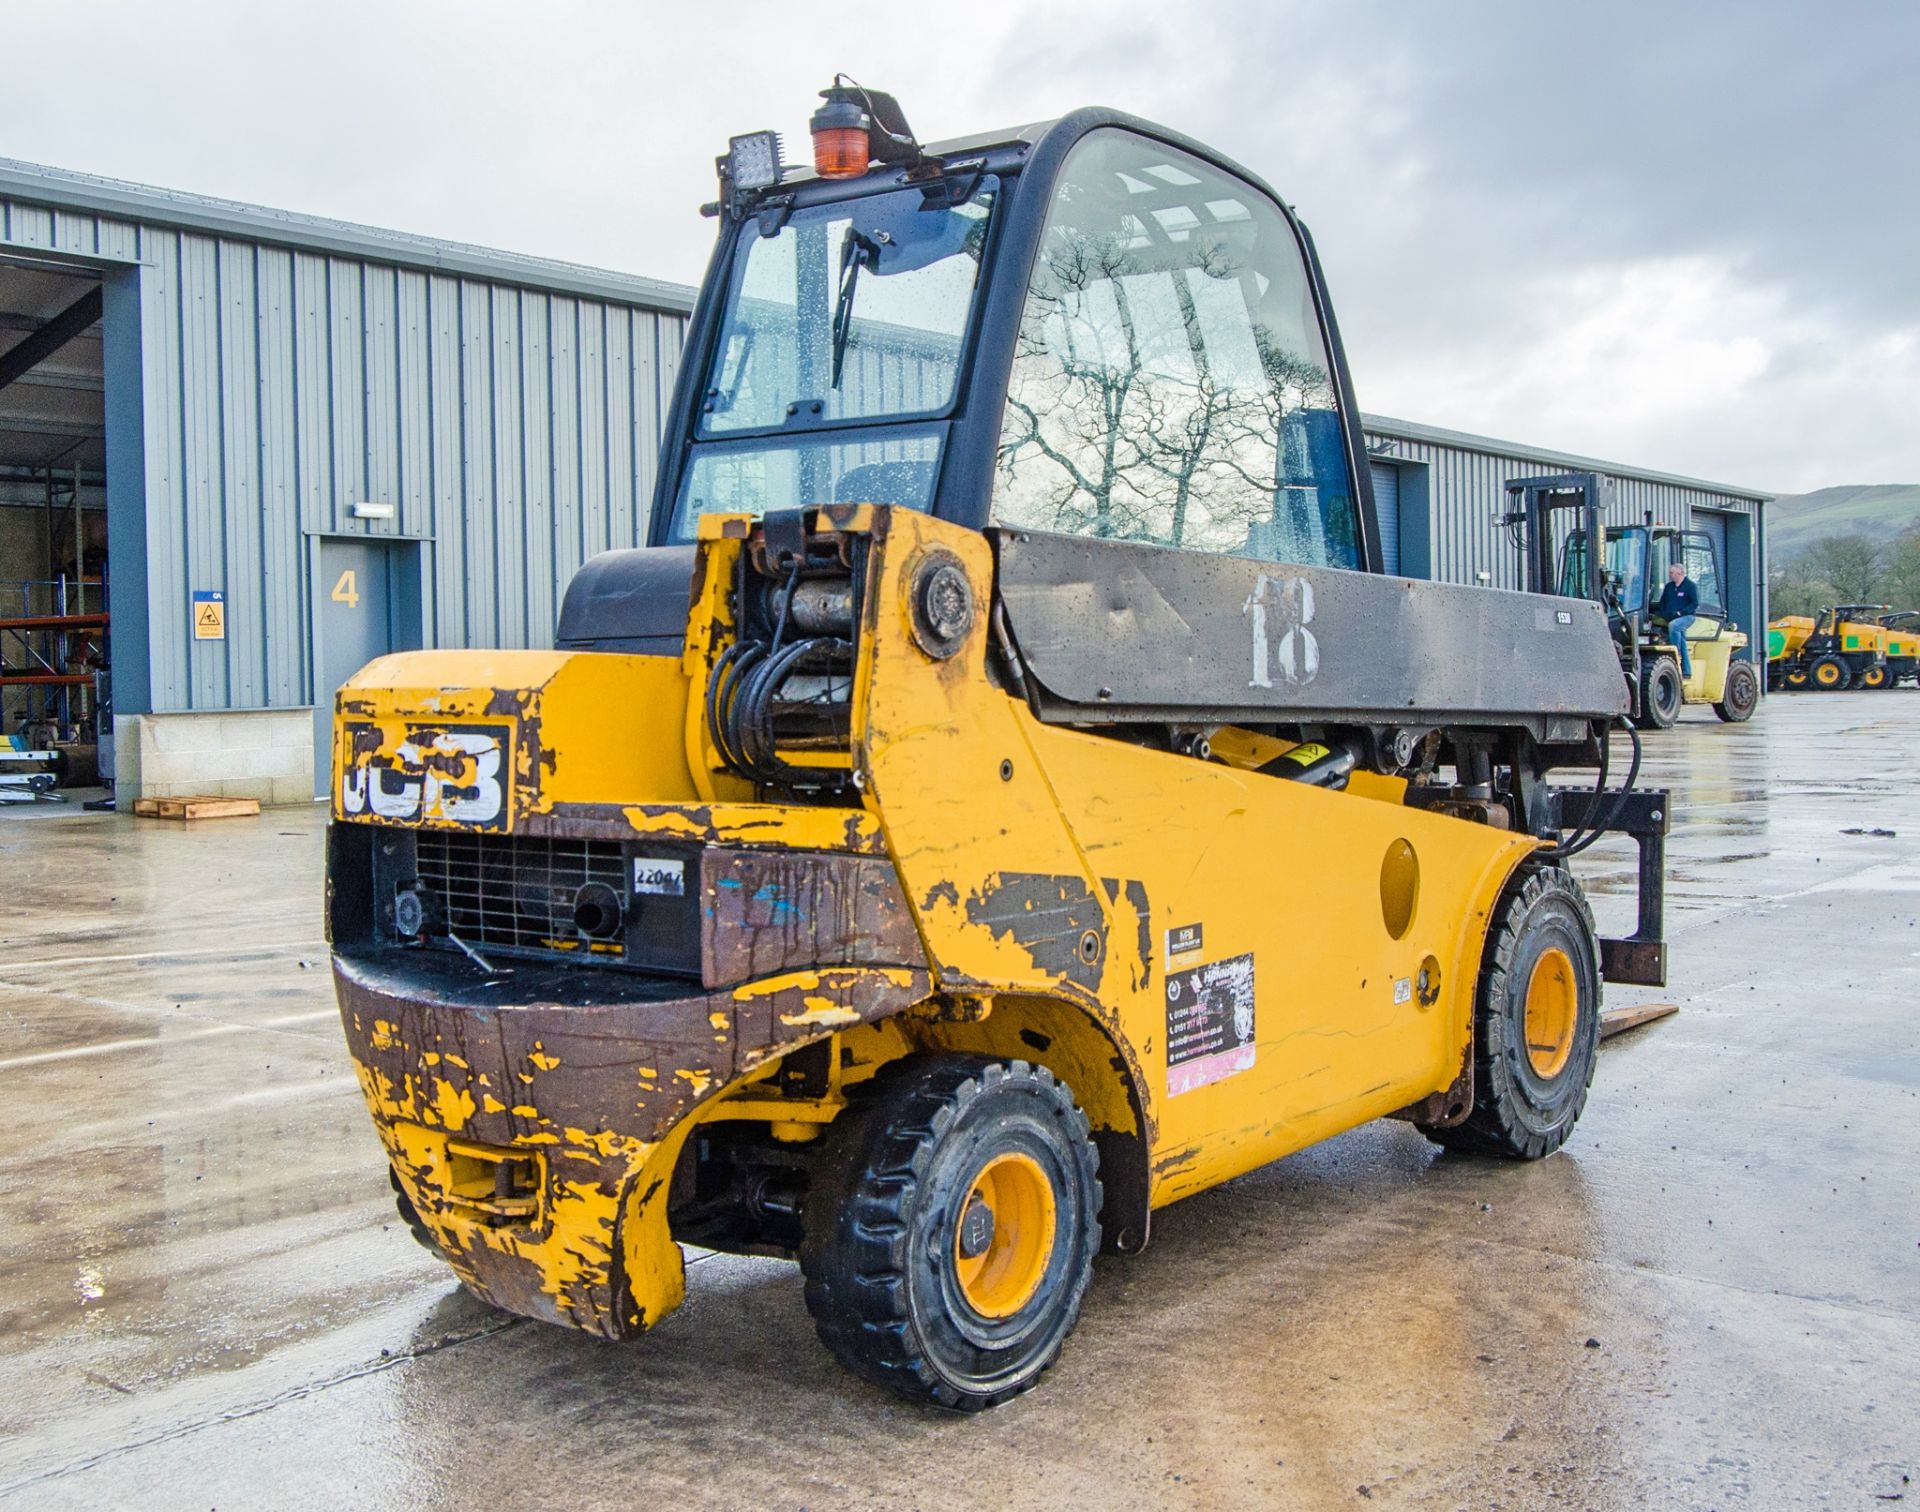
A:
699;849;927;987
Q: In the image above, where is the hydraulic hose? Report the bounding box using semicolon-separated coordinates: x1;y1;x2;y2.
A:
1538;715;1642;861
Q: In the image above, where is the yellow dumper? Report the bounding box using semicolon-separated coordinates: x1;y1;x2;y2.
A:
1768;605;1897;689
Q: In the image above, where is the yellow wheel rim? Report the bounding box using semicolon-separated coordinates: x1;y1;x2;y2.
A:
952;1151;1057;1318
1864;667;1886;687
1815;663;1841;686
1523;947;1578;1079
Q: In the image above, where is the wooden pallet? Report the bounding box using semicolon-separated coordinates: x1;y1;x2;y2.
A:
132;794;261;821
1599;1002;1678;1040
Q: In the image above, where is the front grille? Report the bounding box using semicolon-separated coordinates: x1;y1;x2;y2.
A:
415;832;627;960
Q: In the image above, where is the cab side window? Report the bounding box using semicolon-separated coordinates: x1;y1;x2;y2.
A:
1683;535;1724;616
991;130;1361;568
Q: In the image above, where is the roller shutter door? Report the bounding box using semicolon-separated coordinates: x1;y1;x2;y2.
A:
1370;461;1401;575
1694;509;1730;615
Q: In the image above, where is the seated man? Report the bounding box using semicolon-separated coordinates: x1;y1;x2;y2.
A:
1656;562;1700;677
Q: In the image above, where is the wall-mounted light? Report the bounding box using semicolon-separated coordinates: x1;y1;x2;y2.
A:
352;501;395;520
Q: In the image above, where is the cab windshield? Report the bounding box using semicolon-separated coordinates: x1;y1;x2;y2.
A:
668;178;998;540
1561;527;1647;614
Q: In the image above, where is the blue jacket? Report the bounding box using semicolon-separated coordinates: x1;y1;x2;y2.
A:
1657;577;1699;620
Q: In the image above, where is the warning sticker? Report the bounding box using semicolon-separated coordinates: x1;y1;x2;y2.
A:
1165;952;1256;1096
192;589;225;641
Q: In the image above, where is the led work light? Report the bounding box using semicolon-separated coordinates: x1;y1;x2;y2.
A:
726;131;784;192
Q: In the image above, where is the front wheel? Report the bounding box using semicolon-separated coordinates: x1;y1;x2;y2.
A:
1860;664;1889;689
1810;655;1850;690
801;1057;1101;1410
1636;656;1683;729
1427;866;1601;1160
1714;659;1760;722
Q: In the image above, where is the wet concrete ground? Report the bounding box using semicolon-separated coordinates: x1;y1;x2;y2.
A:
1;693;1915;1510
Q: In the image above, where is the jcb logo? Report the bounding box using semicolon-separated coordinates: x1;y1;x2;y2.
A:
1244;574;1317;689
339;723;509;830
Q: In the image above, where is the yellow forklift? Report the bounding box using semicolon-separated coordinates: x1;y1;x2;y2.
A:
1768;604;1896;690
1505;475;1759;727
327;84;1669;1408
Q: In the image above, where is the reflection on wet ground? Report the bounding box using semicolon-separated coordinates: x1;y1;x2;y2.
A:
1;692;1915;1509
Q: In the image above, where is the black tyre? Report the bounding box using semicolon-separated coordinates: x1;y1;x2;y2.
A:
801;1056;1101;1411
390;1167;443;1254
1860;664;1889;689
1809;654;1850;690
1636;655;1683;729
1428;866;1601;1160
1714;659;1760;722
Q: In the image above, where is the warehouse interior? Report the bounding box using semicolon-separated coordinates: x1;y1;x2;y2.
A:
0;248;110;799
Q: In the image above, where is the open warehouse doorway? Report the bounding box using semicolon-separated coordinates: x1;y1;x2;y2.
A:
0;250;109;804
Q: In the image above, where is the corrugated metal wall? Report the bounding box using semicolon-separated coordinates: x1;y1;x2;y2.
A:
2;190;687;715
1362;425;1762;592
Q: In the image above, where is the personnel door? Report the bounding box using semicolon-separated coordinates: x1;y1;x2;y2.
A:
313;539;407;799
1370;462;1401;575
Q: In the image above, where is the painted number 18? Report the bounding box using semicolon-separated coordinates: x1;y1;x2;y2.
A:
331;569;359;609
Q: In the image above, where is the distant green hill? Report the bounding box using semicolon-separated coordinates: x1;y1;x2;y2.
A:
1769;485;1920;555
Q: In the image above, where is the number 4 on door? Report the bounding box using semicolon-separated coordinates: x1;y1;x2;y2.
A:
331;569;359;609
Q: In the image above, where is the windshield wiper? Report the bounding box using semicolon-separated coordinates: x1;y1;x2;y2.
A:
830;227;881;391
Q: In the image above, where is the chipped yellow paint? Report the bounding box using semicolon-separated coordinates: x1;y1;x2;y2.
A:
778;996;863;1030
336;504;1550;1346
333;648;700;831
481;1094;507;1115
842;508;1536;1204
562;1126;652;1161
432;1078;477;1133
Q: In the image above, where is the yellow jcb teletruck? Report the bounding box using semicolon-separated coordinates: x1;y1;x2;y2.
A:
327;85;1670;1409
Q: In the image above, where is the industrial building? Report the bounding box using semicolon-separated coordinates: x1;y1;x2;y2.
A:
0;158;691;806
1361;414;1770;643
0;157;1769;808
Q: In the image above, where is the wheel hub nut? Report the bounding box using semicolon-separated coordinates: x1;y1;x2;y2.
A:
957;1193;995;1259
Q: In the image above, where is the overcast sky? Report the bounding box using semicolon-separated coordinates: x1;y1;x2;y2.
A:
8;0;1915;494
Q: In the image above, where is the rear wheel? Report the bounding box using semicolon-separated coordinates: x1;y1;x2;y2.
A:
1860;664;1889;689
1636;656;1683;728
801;1056;1101;1410
1428;866;1601;1160
1782;665;1809;690
1714;659;1760;722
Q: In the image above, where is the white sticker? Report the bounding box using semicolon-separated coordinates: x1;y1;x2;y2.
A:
1393;977;1413;1005
1166;952;1256;1097
633;859;686;896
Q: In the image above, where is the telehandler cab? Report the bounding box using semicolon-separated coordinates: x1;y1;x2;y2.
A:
327;83;1670;1408
1504;474;1758;727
